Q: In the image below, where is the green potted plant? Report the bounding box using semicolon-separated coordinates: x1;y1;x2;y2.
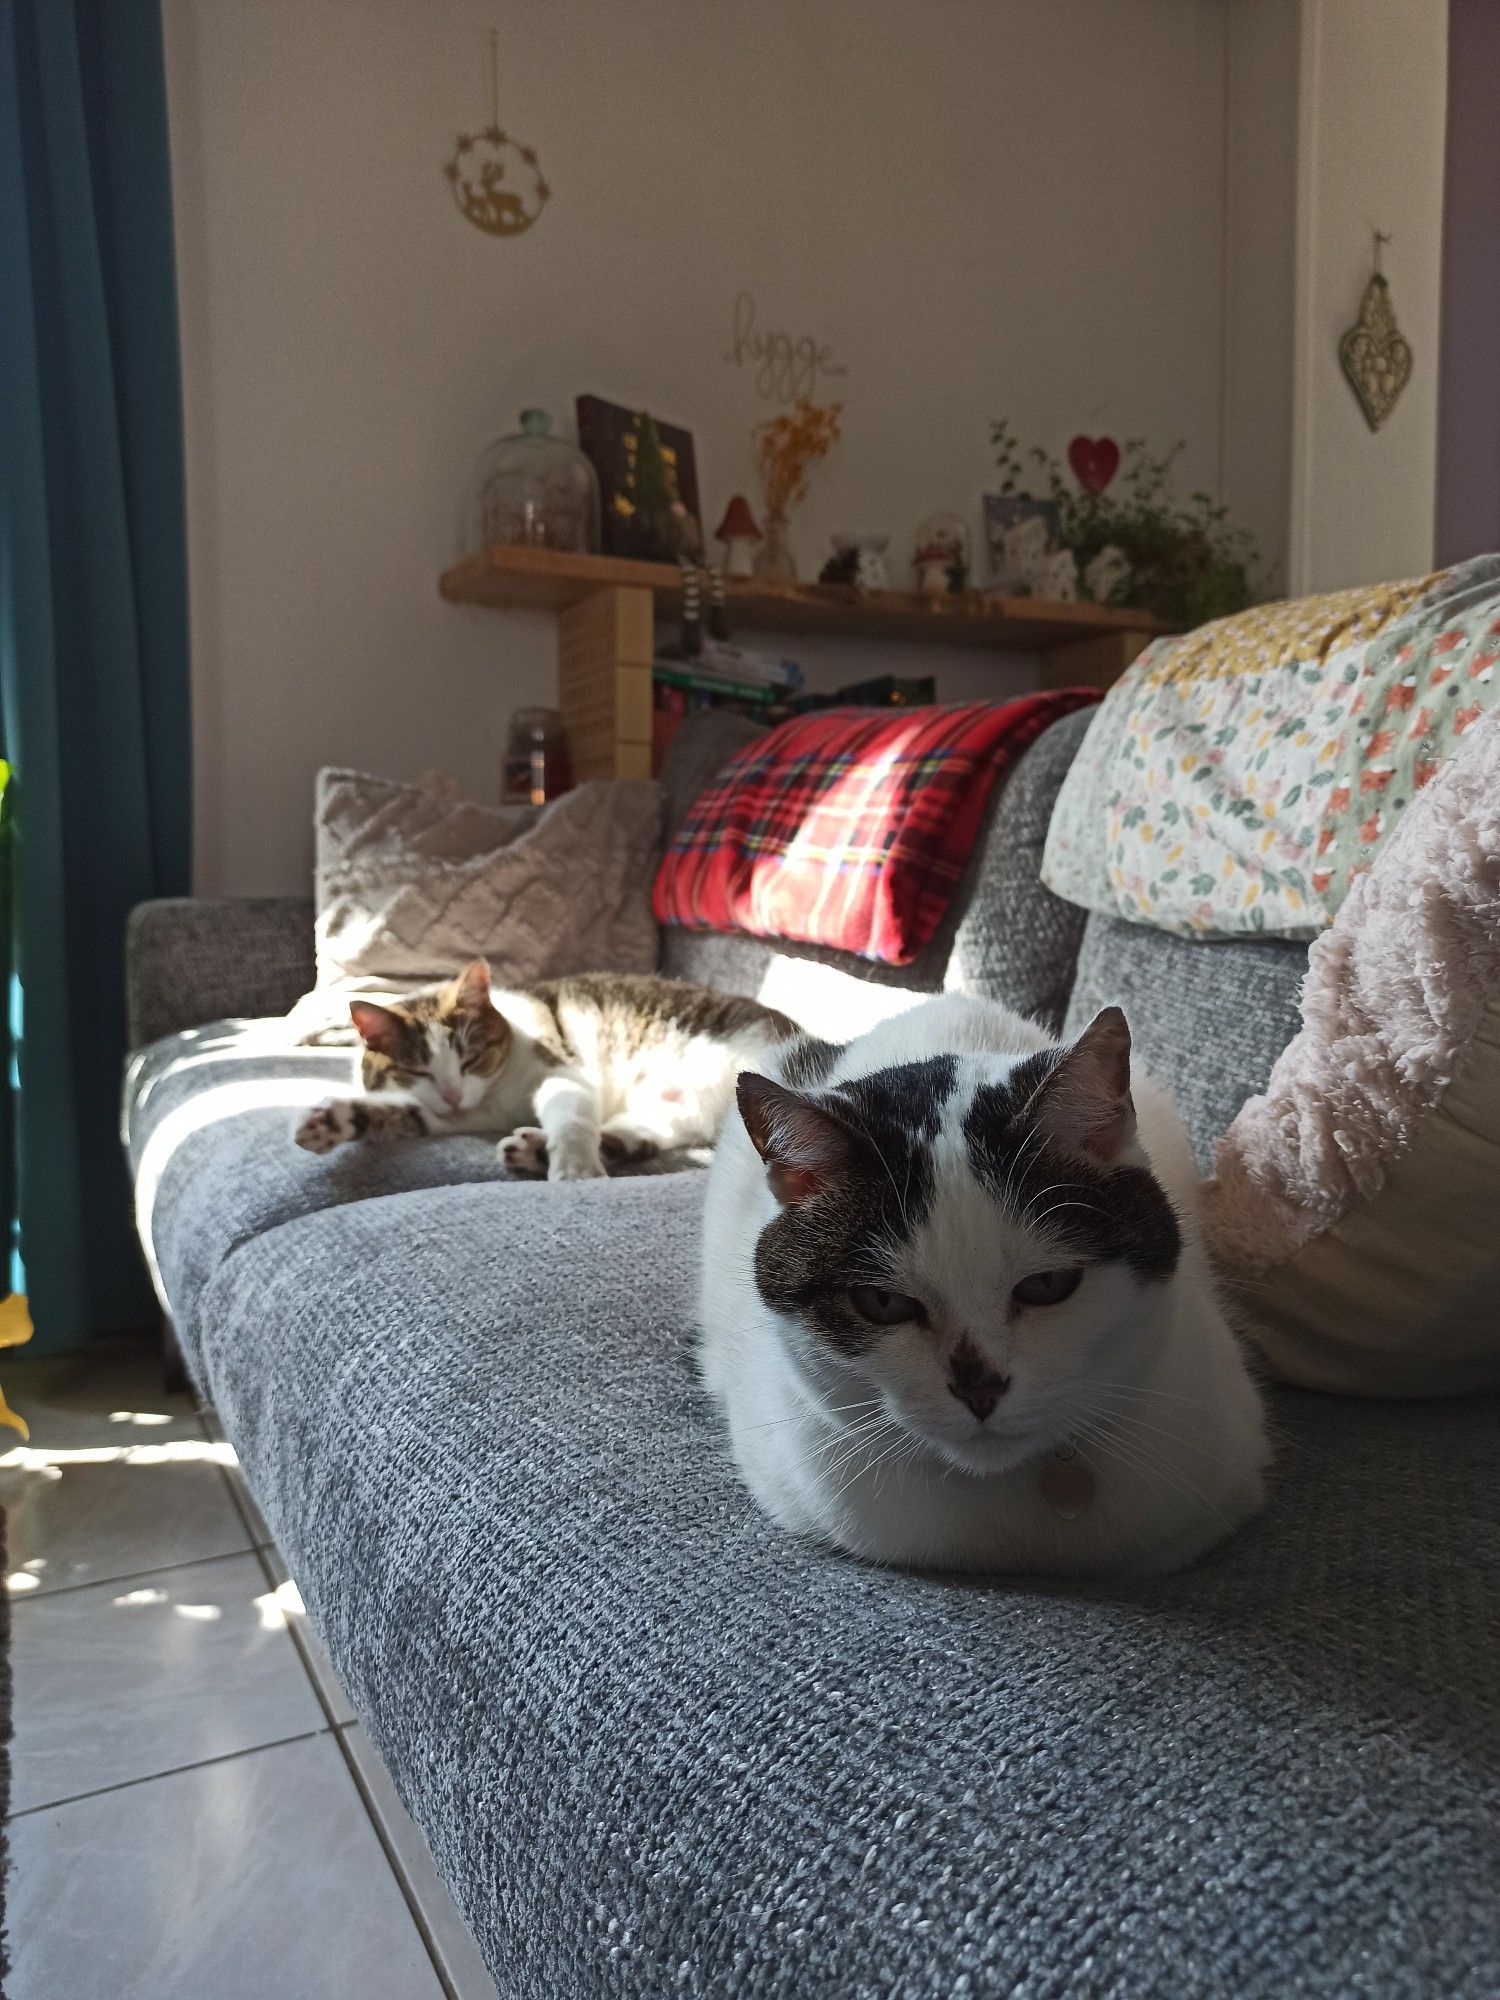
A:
989;421;1260;628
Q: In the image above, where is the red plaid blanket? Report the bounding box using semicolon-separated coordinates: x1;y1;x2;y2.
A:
653;690;1100;965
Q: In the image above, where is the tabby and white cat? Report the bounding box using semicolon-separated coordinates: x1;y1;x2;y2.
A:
295;960;793;1181
699;992;1269;1576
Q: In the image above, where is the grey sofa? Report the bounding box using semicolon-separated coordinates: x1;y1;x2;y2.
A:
123;710;1500;1999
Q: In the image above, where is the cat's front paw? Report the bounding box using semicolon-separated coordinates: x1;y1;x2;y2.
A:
499;1127;548;1176
548;1149;607;1182
600;1130;660;1166
295;1101;356;1155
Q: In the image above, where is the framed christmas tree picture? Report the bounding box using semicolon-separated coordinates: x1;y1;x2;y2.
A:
576;396;704;560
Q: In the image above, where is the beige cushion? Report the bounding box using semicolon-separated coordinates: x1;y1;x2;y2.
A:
1236;1000;1500;1395
287;768;661;1038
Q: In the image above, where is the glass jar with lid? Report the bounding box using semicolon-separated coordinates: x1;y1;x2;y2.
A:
502;707;572;806
466;408;601;555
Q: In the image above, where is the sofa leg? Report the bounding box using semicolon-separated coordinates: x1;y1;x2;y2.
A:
162;1314;190;1397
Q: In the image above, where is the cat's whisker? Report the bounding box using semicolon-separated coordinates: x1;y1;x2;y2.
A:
743;1397;882;1435
1020;1178;1091;1223
883;1435;928;1498
866;1432;911;1500
820;1411;896;1453
815;1409;894;1454
1077;1404;1196;1477
820;1416;903;1486
1080;1379;1219;1408
1072;1429;1194;1531
1025;1197;1109;1235
858;1438;915;1504
824;1418;912;1502
1000;1122;1048;1215
1075;1411;1232;1529
849;1118;914;1235
1074;1398;1226;1465
1071;1418;1182;1513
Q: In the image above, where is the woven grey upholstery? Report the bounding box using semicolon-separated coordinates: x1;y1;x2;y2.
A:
1064;912;1308;1169
168;1168;1500;2000
946;701;1094;1028
126;896;314;1049
125;1022;689;1338
126;1027;509;1335
660;710;767;841
660;923;782;1001
120;710;1500;1998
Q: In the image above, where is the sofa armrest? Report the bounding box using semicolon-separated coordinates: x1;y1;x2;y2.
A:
126;897;316;1049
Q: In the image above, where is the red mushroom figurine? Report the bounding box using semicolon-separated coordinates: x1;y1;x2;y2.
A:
714;495;763;579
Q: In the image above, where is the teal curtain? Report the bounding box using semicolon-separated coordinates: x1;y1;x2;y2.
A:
0;0;191;1352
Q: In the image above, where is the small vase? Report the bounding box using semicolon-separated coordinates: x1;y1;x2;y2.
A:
754;508;797;581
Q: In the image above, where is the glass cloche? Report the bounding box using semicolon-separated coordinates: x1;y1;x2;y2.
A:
465;408;601;555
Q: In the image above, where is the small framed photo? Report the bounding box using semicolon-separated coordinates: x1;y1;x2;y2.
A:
983;494;1063;593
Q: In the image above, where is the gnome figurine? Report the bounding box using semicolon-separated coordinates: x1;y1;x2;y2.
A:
714;496;763;579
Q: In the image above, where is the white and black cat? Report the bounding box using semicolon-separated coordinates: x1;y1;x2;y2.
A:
699;992;1269;1576
295;959;793;1181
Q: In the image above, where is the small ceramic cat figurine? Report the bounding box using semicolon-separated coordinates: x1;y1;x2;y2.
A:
295;960;793;1181
699;992;1269;1576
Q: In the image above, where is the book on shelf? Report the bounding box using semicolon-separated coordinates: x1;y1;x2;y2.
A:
833;672;938;707
652;663;783;706
788;673;938;713
652;638;802;691
652;674;788;764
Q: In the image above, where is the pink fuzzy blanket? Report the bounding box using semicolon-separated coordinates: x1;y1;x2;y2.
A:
1207;705;1500;1273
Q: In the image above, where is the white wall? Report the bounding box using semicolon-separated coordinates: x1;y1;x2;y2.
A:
1287;0;1449;595
166;0;1270;896
1221;0;1301;596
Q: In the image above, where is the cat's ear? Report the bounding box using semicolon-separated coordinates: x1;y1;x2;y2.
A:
737;1074;858;1206
1026;1007;1135;1165
449;959;493;1010
349;1001;409;1058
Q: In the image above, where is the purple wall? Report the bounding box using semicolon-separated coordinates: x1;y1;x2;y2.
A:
1435;0;1500;564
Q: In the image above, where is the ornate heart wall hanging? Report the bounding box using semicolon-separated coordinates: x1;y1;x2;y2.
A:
1339;268;1412;432
1067;435;1120;495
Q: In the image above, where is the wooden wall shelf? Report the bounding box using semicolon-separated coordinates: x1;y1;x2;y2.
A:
439;545;1164;779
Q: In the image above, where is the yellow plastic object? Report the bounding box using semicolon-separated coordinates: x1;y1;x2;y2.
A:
0;1291;34;1440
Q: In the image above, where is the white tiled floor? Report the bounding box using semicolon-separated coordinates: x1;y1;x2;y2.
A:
1;1335;500;1999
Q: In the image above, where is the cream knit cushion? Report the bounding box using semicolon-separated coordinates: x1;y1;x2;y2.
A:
287;768;661;1039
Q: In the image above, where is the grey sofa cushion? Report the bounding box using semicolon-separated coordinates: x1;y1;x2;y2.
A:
179;1169;1500;1999
1064;912;1308;1170
126;1023;533;1339
660;710;767;842
126;897;315;1048
660;923;784;1005
946;701;1094;1027
126;1020;699;1344
660;705;1095;1033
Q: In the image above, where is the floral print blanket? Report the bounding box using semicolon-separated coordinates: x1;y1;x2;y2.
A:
1041;556;1500;938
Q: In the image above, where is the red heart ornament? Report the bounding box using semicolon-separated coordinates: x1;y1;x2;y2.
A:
1067;435;1120;495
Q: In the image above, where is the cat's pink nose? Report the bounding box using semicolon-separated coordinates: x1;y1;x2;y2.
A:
951;1378;1007;1422
948;1340;1009;1423
442;1086;463;1110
